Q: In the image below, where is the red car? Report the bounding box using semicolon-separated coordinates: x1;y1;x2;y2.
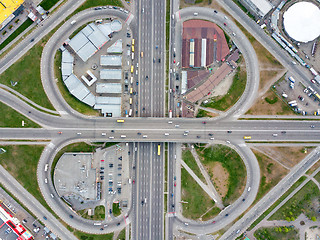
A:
133;180;135;184
202;121;207;124
174;182;176;187
101;159;104;162
173;59;176;63
212;221;216;224
224;23;227;26
58;131;62;134
311;79;316;84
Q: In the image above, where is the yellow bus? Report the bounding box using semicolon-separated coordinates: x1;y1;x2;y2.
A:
130;88;133;94
243;136;251;140
131;65;134;73
129;98;132;104
157;144;161;156
132;38;135;45
117;119;125;123
132;45;134;52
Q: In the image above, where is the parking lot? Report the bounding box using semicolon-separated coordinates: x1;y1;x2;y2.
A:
275;72;320;115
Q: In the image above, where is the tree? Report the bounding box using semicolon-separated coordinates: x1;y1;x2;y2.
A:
311;216;317;222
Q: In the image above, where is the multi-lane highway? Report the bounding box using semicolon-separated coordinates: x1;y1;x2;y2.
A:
0;0;320;238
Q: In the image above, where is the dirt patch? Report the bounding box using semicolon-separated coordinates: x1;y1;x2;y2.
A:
206;161;229;198
246;89;294;115
252;149;289;202
259;69;287;94
253;146;311;169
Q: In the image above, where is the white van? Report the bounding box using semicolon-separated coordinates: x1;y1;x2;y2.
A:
164;133;169;136
71;20;76;25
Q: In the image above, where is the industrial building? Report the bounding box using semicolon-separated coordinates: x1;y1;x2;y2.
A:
107;39;123;53
182;20;229;68
100;69;122;80
0;0;24;29
96;83;122;94
63;74;96;106
54;153;97;202
100;55;122;66
238;0;273;18
283;2;320;43
94;96;121;116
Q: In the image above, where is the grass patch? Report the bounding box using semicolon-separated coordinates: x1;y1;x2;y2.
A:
265;96;278;104
202;60;246;111
39;0;60;10
181;168;216;220
196;109;210;118
0;19;33;51
73;0;123;15
182;149;206;182
314;171;320;183
112;202;121;217
248;176;306;230
118;228;125;240
0;145;54;212
253;150;288;204
254;226;299;240
269;181;320;221
0;101;40;128
54;50;100;115
74;231;113;240
0;37;55;110
78;205;105;220
197;145;246;205
232;0;255;20
201;206;221;221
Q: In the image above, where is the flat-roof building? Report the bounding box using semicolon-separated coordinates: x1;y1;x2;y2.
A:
0;0;24;29
96;83;122;93
100;55;122;66
100;69;122;80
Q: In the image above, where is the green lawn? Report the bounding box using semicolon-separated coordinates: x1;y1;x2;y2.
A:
270;181;320;221
249;176;306;230
0;41;55;110
0;101;40;128
39;0;60;10
78;205;105;220
254;226;299;240
74;231;113;240
112;202;121;217
182;149;206;182
0;19;33;51
54;50;100;115
181;168;218;220
314;171;320;184
0;145;53;211
202;61;247;111
74;0;123;14
196;109;210;118
117;228;125;240
197;144;246;205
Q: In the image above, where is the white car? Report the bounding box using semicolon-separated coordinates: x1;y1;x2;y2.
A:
143;135;148;138
109;136;114;139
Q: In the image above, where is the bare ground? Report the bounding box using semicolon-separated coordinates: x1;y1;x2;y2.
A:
206;161;229;198
246;89;294;115
253;146;311;169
